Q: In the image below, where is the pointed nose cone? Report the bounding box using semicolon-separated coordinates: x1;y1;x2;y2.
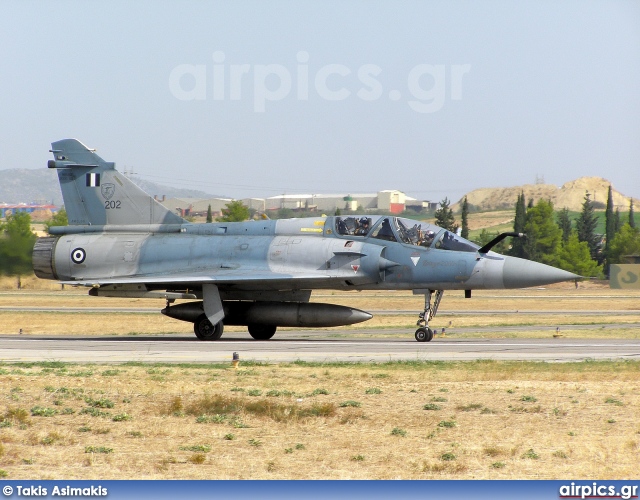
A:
503;256;580;288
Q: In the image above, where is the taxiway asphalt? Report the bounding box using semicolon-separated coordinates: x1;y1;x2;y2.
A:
1;333;639;364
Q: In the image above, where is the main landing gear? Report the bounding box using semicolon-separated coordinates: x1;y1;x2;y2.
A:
248;324;277;340
415;290;443;342
194;314;224;340
192;314;277;341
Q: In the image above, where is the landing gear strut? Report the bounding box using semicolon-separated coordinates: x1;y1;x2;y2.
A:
415;290;443;342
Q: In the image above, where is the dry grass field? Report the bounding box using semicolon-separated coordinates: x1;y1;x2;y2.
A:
1;360;639;479
1;276;639;479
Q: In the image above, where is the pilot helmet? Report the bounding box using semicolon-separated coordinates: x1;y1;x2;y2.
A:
359;217;369;226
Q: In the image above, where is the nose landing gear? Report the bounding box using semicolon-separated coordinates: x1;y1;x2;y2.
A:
414;289;443;342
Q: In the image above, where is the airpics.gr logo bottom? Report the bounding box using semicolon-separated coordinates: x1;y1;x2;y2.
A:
559;482;638;500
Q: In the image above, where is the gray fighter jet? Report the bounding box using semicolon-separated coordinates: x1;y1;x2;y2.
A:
33;139;579;342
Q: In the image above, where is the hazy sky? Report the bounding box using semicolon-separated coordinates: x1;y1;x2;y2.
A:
3;1;639;204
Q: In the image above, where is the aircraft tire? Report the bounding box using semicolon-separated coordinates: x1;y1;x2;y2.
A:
415;328;427;342
194;314;224;340
415;327;434;342
248;324;277;340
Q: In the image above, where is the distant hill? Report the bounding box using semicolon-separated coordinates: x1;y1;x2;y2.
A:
456;177;639;212
0;168;222;205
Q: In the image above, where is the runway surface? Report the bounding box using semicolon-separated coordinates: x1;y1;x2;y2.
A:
1;333;639;363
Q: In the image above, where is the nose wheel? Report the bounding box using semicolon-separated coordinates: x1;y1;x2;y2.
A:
415;327;434;342
414;289;443;342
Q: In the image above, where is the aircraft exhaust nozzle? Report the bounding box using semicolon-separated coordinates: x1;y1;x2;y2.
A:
502;256;580;289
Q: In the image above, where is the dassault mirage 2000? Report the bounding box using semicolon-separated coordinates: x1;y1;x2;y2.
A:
33;139;579;342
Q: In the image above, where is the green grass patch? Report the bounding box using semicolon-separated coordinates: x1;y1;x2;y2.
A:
175;394;337;423
522;449;540;460
30;406;57;417
438;419;456;428
179;445;211;453
605;397;624;406
85;446;113;454
339;400;361;408
423;403;442;411
457;403;484;412
79;408;110;418
112;413;132;422
85;397;115;409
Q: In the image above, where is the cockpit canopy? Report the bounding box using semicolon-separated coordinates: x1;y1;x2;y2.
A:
333;216;479;253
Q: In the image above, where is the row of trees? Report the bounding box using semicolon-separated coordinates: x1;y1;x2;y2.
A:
511;189;638;276
433;190;639;277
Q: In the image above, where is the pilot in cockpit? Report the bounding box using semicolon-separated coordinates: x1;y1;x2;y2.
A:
419;229;436;247
355;217;370;236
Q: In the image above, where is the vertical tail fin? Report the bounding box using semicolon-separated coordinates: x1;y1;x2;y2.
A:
49;139;184;226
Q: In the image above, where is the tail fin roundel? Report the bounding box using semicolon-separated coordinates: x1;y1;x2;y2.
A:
49;139;184;226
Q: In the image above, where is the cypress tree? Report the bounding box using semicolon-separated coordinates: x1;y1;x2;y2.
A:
206;204;213;223
605;186;615;247
522;199;561;265
614;208;621;234
576;191;600;261
604;186;615;275
630;199;636;229
510;192;526;257
460;196;469;239
434;198;458;232
557;207;572;243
